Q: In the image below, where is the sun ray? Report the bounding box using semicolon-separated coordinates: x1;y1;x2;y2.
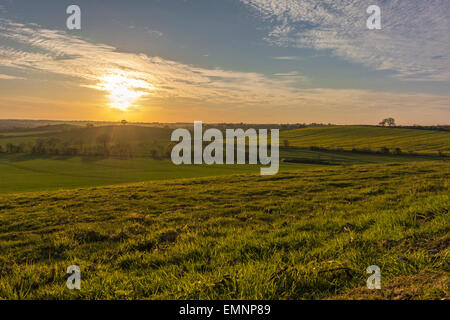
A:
95;72;153;110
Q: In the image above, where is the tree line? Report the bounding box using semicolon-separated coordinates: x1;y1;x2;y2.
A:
0;135;176;160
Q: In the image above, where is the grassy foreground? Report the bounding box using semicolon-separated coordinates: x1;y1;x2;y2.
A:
0;161;448;299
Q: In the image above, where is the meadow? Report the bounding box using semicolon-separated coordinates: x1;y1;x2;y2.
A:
281;126;449;154
0;125;445;194
0;154;262;194
0;162;448;299
0;149;438;194
0;124;448;299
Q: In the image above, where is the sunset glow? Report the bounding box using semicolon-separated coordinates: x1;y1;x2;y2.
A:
0;1;449;123
96;73;153;111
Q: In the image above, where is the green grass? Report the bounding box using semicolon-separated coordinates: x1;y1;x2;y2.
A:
0;125;173;152
0;148;440;194
282;126;450;154
280;147;437;165
0;161;448;299
0;125;448;299
0;154;266;194
3;124;449;156
1;124;445;194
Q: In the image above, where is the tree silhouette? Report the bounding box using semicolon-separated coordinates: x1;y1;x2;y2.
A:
379;118;396;127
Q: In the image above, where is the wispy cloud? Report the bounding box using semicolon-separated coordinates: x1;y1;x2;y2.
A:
144;27;163;37
0;18;448;123
0;18;303;108
273;71;300;76
243;0;450;81
272;71;306;82
272;56;303;61
0;73;24;80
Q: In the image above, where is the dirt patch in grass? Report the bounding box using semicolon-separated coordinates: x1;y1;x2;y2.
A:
333;270;449;300
426;234;450;251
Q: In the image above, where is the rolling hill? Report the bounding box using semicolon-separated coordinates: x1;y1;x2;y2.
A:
0;124;448;299
0;125;172;148
0;125;447;194
281;126;449;154
0;162;448;299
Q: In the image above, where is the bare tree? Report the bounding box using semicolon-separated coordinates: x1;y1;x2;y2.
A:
379;118;396;127
386;118;396;126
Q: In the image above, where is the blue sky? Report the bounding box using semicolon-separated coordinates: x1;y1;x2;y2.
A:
0;0;449;124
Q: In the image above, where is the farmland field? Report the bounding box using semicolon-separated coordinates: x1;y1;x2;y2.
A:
281;126;450;154
0;150;439;194
0;154;262;194
0;125;445;194
0;161;448;299
0;125;448;300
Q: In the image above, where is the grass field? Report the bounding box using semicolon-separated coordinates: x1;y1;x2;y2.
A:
0;162;448;299
281;126;450;154
0;149;440;194
0;154;264;194
0;125;446;194
0;125;448;300
2;124;449;156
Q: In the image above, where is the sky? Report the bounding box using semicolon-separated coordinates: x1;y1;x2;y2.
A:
0;0;449;124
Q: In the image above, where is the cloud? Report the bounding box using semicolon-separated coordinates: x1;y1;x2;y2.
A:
272;56;302;61
242;0;450;81
144;27;163;37
272;71;307;82
0;18;304;107
0;17;448;124
0;74;24;80
273;71;301;76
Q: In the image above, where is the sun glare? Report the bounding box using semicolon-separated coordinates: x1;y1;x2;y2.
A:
97;73;153;111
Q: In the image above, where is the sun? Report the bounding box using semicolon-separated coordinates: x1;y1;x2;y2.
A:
96;73;153;111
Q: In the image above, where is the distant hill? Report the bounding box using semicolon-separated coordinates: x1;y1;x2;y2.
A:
281;126;450;154
0;125;175;157
0;124;172;142
43;125;172;144
2;124;82;133
1;124;449;156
